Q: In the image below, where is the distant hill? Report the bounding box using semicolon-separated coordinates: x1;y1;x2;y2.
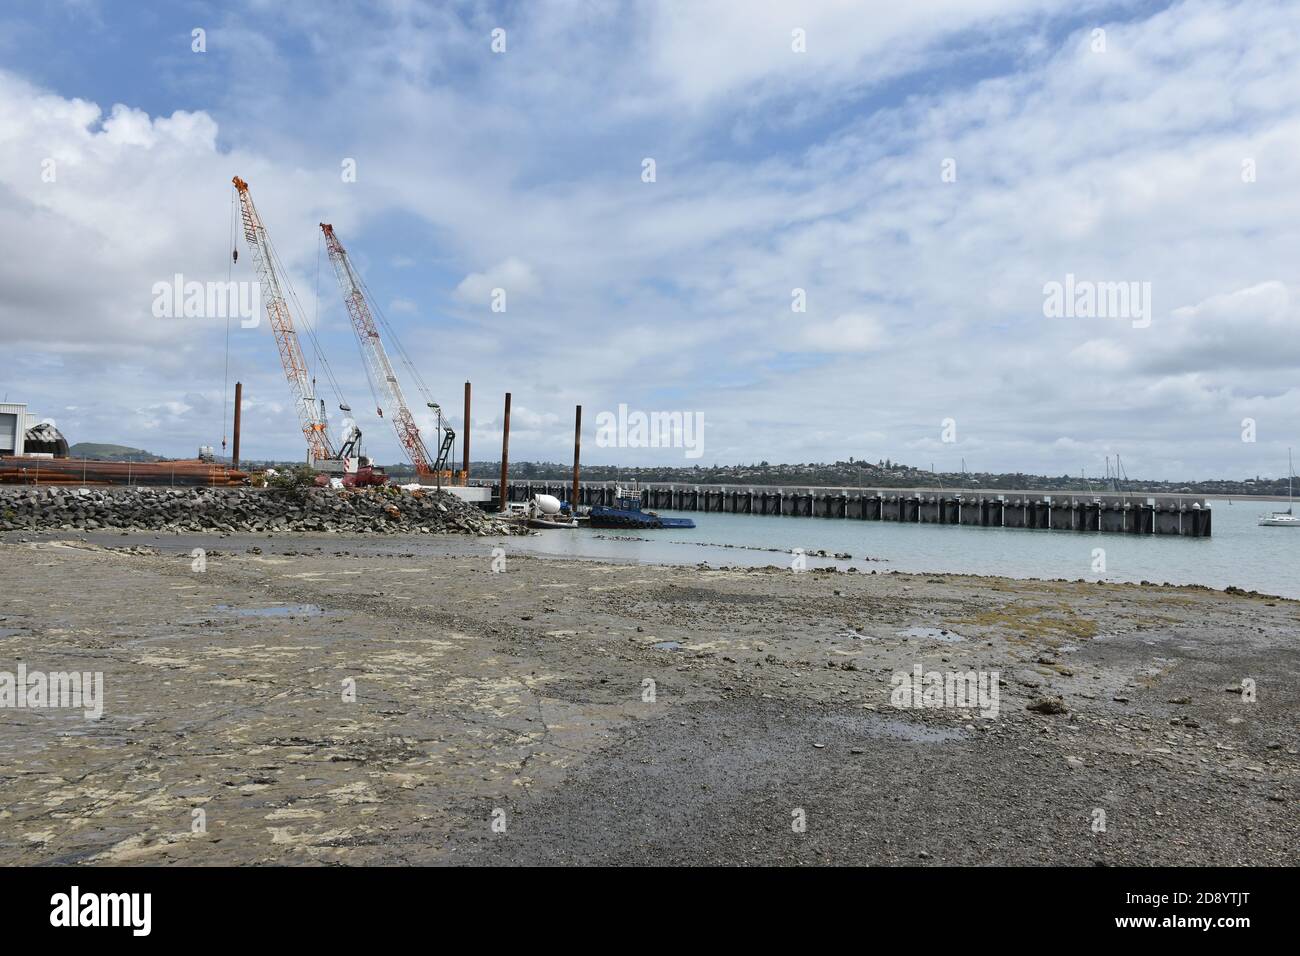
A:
457;458;1296;498
67;443;163;462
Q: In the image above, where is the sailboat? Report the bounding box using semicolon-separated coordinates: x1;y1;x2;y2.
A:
1258;449;1298;527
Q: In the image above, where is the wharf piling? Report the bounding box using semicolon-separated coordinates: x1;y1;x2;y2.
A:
479;481;1211;537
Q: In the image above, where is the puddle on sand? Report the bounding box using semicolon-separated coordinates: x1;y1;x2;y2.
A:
896;626;963;643
653;641;684;651
0;628;23;638
215;604;327;618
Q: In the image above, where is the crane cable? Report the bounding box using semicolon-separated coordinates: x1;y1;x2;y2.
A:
327;236;386;418
359;270;436;407
265;227;348;412
221;184;235;455
366;277;429;401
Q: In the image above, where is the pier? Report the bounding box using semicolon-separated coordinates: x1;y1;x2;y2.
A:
480;481;1212;536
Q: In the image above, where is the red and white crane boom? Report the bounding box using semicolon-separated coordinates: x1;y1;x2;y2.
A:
232;176;337;463
320;222;455;479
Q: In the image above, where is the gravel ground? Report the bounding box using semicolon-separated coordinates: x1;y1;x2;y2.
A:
0;530;1295;866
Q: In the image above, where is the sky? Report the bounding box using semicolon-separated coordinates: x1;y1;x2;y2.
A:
0;0;1297;480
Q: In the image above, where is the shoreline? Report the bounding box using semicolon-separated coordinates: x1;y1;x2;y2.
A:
4;526;1295;603
5;526;1296;603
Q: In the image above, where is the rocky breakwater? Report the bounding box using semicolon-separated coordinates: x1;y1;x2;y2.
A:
0;486;521;535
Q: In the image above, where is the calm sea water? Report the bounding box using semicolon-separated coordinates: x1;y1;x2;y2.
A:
506;501;1300;598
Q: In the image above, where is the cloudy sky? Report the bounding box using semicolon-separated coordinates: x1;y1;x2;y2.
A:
0;0;1297;479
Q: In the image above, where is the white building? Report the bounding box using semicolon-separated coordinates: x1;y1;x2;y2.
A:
0;403;68;458
0;402;25;457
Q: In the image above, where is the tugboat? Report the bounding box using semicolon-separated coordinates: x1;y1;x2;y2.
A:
589;484;695;529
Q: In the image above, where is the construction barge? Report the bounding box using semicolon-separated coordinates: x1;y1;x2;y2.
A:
488;481;1212;536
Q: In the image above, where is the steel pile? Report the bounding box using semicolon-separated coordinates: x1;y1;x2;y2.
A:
0;457;247;487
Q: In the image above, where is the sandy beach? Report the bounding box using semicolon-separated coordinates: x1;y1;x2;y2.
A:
1;531;1296;866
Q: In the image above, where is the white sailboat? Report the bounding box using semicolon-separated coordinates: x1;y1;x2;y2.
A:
1259;449;1297;527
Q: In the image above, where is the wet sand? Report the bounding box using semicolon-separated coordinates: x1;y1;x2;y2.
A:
0;531;1296;865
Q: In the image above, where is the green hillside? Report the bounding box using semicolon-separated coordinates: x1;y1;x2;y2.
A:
67;442;162;462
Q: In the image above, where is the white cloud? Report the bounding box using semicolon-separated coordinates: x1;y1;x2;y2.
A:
453;257;539;308
1151;282;1299;372
1069;338;1131;370
800;313;885;352
641;0;1088;110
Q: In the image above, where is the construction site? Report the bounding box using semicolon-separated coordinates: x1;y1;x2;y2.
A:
0;177;557;521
